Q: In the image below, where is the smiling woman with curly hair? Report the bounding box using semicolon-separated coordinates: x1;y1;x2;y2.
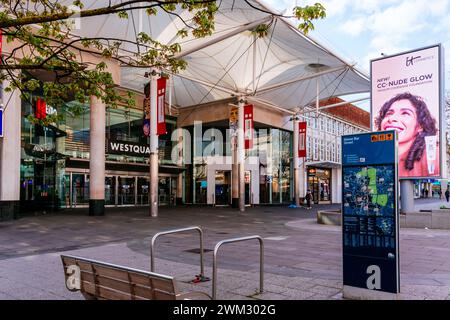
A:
375;92;439;177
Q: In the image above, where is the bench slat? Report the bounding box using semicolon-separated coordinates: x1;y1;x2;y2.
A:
153;290;177;300
132;285;154;300
97;286;133;300
148;277;176;294
96;275;133;296
128;272;154;286
74;260;96;273
81;281;96;296
128;272;175;293
93;265;130;281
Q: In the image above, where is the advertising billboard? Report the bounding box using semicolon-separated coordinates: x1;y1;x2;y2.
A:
342;131;399;295
371;45;444;179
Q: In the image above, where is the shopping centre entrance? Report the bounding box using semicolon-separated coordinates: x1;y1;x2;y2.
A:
22;171;178;209
214;171;231;206
72;173;178;208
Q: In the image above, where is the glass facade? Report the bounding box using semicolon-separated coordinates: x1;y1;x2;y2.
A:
20;97;67;211
186;125;293;205
18;94;366;210
258;129;292;204
20;96;179;210
305;114;366;163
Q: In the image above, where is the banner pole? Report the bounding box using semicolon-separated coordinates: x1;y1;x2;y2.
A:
293;115;300;207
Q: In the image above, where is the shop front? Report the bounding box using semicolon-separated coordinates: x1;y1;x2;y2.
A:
19;97;181;211
62;169;179;208
307;167;332;204
184;124;292;206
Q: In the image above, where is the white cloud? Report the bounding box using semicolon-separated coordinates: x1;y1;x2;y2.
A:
319;0;350;17
353;0;448;69
369;36;406;57
428;0;449;15
267;0;450;89
340;17;366;37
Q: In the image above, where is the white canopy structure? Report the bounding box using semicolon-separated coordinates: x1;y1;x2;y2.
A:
71;0;369;112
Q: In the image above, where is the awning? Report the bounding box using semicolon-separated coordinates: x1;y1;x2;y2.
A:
306;161;341;169
69;0;369;113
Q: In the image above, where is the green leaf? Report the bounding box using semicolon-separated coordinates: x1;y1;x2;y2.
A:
117;11;128;19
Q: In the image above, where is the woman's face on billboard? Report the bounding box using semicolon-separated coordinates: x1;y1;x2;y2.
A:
380;99;420;144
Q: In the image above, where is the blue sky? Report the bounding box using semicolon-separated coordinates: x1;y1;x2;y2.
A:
264;0;450;110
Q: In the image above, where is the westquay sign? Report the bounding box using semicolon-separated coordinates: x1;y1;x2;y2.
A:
107;140;150;157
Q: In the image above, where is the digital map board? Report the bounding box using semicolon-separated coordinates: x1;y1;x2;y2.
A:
342;131;399;294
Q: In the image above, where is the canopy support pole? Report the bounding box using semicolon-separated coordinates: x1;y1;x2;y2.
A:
150;68;159;218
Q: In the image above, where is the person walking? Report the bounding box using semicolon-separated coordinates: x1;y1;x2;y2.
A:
445;188;450;203
305;190;312;210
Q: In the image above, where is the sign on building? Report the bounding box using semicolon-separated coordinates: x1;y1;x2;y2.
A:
298;121;307;158
143;76;168;136
157;77;167;135
107;139;150;157
371;44;444;179
244;104;254;149
342;131;399;297
229;106;238;150
35;98;47;120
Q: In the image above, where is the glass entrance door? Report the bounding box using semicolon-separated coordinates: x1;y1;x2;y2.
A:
245;171;251;206
138;177;150;205
105;176;116;205
308;176;320;204
307;168;332;204
319;178;330;202
72;173;89;207
118;177;135;205
159;177;170;206
170;177;177;206
215;171;231;206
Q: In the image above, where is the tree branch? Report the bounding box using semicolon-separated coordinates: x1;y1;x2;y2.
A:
0;0;217;28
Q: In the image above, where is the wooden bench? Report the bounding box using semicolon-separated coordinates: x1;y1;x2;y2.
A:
61;254;212;300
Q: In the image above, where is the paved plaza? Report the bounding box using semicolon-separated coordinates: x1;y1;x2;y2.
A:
1;202;450;300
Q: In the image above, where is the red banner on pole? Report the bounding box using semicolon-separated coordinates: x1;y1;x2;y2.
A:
157;77;167;135
35;98;47;120
244;104;254;149
143;77;167;136
143;97;150;136
298;121;307;158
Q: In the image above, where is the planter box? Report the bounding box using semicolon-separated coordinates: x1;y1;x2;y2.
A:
432;211;450;229
405;211;431;228
316;210;450;230
317;210;341;226
435;208;450;213
399;214;406;228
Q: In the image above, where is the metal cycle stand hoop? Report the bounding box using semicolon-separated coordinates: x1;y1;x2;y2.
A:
150;226;205;279
212;235;264;300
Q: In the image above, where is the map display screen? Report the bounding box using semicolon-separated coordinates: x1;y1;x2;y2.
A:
343;165;396;256
342;131;399;294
